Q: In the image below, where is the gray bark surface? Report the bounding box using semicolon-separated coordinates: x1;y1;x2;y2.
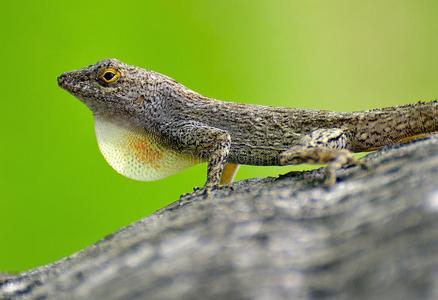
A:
1;138;438;300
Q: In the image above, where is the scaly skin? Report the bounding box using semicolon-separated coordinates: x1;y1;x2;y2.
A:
58;58;438;192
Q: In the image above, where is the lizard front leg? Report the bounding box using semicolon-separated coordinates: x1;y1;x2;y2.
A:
162;121;231;193
205;136;231;191
279;128;362;185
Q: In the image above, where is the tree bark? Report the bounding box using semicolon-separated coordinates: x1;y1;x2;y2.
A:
1;138;438;300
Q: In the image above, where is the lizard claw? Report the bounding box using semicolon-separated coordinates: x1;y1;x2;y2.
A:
189;184;215;199
192;186;202;192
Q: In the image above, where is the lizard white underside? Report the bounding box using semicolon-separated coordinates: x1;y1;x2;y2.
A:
94;117;202;181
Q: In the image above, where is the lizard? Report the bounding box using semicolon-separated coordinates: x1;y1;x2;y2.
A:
58;58;438;194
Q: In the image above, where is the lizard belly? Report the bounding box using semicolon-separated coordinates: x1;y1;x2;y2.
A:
94;117;202;181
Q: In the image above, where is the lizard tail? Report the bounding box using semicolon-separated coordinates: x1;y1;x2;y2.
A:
350;100;438;151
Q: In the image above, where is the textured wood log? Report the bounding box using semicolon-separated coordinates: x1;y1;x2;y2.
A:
1;138;438;300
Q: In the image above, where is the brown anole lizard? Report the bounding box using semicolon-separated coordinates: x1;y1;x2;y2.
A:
58;59;438;193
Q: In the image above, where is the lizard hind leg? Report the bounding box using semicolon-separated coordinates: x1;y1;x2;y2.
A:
279;128;361;185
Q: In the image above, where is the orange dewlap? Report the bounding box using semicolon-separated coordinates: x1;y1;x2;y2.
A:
129;138;163;170
94;117;202;181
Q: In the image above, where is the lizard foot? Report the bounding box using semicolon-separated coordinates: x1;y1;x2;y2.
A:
324;154;369;187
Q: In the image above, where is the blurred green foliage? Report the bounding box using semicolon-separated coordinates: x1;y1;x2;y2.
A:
2;0;438;272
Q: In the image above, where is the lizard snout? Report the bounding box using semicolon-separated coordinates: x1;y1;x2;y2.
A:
57;73;67;87
57;70;91;92
57;71;81;92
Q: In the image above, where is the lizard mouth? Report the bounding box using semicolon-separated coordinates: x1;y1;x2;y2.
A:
58;70;107;113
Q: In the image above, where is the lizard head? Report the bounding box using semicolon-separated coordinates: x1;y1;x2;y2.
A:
58;59;201;182
58;58;156;121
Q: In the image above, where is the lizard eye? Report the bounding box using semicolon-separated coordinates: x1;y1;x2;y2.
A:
98;67;121;84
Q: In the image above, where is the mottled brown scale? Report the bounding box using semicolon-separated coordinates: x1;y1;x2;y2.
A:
58;58;438;192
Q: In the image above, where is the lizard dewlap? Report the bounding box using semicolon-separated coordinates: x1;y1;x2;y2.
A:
94;117;201;181
58;58;438;192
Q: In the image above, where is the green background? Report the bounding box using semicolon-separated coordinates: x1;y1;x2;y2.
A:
2;0;438;272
